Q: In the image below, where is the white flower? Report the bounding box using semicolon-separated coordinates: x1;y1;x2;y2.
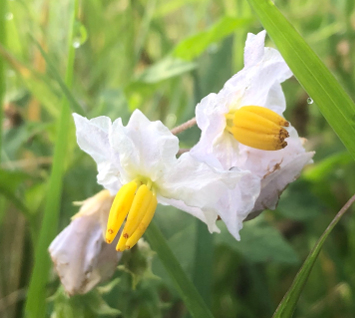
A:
49;190;121;296
73;109;257;248
190;30;314;228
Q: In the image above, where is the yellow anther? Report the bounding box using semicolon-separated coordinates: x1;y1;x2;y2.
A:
126;194;158;249
240;106;289;127
226;106;289;151
121;184;153;239
116;234;128;252
230;127;287;150
105;181;137;244
106;178;158;252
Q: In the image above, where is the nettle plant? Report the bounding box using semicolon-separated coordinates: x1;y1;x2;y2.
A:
50;31;313;295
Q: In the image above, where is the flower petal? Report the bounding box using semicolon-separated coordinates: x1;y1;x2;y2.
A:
244;30;267;68
237;129;314;219
110;109;179;183
158;153;258;234
49;192;120;295
216;170;261;240
73;114;123;193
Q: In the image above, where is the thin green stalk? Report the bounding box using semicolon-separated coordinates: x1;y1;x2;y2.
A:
192;220;213;305
0;0;6;161
24;1;79;317
145;221;214;318
191;71;213;307
273;193;355;317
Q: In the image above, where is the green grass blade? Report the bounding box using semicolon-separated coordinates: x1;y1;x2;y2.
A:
0;44;60;118
24;1;79;317
0;0;6;161
193;220;213;305
272;194;355;317
30;36;85;116
145;221;214;318
246;0;355;159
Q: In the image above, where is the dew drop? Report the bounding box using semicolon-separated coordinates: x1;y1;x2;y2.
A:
5;12;13;20
71;21;88;49
307;97;313;104
72;39;81;49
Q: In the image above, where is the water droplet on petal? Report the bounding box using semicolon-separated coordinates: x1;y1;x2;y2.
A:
5;12;13;20
307;97;313;104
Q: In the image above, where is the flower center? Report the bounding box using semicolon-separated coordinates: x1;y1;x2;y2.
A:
105;178;158;252
225;106;290;151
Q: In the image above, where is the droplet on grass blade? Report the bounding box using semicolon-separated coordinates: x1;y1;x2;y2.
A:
72;20;88;49
307;97;313;104
72;40;81;48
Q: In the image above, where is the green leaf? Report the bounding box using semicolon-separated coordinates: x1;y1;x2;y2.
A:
215;219;299;264
173;16;252;61
50;287;121;318
145;221;214;318
134;57;196;83
277;180;324;221
246;0;355;159
272;194;355;317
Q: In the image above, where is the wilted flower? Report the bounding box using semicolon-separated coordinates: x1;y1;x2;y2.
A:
73;109;257;250
190;30;314;229
49;190;121;295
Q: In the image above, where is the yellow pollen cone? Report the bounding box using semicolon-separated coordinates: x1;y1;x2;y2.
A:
227;106;289;151
121;184;153;239
116;234;128;252
126;194;158;249
233;109;282;135
231;126;287;150
105;181;137;244
240;106;289;127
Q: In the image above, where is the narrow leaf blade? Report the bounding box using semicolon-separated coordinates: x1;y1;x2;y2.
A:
246;0;355;159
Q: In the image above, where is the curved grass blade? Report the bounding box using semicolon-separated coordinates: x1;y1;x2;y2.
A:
246;0;355;159
273;194;355;317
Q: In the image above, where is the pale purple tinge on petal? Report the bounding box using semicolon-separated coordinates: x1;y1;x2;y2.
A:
49;191;121;296
238;135;315;221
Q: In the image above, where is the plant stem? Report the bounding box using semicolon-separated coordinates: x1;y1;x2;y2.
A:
171;117;196;135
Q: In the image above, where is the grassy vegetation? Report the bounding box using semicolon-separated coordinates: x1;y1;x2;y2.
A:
1;0;355;317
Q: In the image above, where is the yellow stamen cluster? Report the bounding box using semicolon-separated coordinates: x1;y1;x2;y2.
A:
225;106;289;151
105;179;158;251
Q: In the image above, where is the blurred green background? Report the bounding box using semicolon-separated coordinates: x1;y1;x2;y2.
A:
1;0;355;317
